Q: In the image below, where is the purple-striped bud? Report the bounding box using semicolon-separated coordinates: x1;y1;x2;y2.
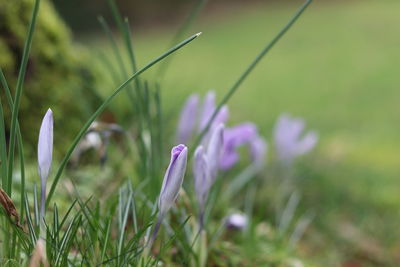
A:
176;94;199;144
193;146;212;214
158;144;188;216
206;123;224;181
38;108;53;222
274;114;318;163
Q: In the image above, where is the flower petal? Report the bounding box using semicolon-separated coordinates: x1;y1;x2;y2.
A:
158;144;188;215
176;94;199;144
38;108;53;182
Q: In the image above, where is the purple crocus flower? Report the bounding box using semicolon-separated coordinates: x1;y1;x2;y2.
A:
193;146;212;221
220;123;258;170
148;144;188;249
38;108;53;221
176;91;229;146
206;123;224;181
198;91;229;134
274;114;318;163
192;124;224;225
158;144;188;216
175;94;199;144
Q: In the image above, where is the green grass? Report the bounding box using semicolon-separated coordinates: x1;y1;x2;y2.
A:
87;0;400;263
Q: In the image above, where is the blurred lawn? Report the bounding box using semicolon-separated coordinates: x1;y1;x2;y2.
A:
86;0;400;263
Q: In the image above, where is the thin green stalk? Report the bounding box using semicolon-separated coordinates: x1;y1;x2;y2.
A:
7;0;41;196
0;96;7;189
100;214;113;263
97;16;136;105
46;32;201;207
98;13;146;158
97;51;122;88
106;1;161;189
106;2;149;174
123;19;140;86
107;0;141;87
117;192;132;265
194;0;312;148
0;69;26;222
17;132;25;222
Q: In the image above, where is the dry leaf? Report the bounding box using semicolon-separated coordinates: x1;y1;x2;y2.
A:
0;187;20;224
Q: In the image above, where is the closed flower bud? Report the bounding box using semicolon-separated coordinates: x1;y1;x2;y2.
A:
38;109;53;183
176;94;199;144
158;144;188;216
193;146;212;215
206;123;224;181
37;108;53;227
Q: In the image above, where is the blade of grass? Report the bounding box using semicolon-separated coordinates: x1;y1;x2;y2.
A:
46;32;201;207
107;0;141;89
55;214;82;266
0;95;7;188
288;211;314;249
33;184;39;227
97;16;136;105
117;192;132;265
0;69;26;222
278;191;300;235
24;194;38;245
223;163;261;201
100;214;113;263
194;0;312;147
7;0;41;196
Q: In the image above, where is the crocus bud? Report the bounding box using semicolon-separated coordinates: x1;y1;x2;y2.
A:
38;109;53;182
158;144;188;216
206;123;224;181
193;146;212;215
148;144;188;250
176;94;199;144
38;108;53;225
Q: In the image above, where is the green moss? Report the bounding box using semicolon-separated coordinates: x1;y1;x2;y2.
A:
0;0;100;153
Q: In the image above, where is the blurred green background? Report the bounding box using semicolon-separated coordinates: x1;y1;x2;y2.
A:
2;0;400;264
84;0;400;264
